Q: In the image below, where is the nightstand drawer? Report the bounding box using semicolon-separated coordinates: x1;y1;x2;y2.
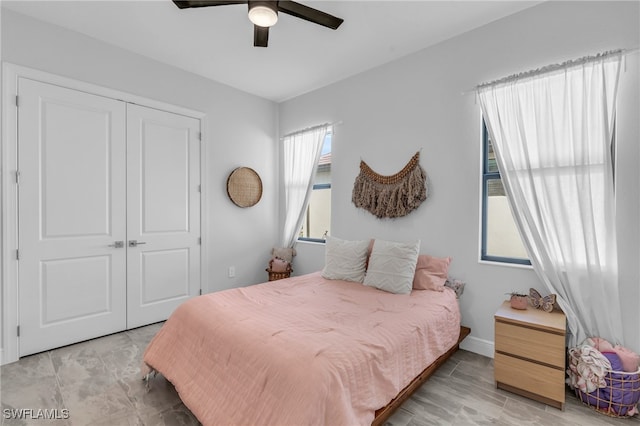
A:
495;320;565;368
494;352;565;404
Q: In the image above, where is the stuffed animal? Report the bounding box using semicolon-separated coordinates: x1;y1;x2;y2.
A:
271;247;296;264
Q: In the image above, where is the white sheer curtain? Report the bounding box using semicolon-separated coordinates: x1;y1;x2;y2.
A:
478;51;623;347
281;124;330;248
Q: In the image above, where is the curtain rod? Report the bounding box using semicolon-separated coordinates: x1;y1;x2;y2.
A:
280;121;342;140
461;47;639;95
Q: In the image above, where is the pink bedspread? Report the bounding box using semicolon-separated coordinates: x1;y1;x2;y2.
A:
142;272;461;426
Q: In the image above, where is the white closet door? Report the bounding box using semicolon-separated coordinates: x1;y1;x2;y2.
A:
126;104;201;328
18;78;127;356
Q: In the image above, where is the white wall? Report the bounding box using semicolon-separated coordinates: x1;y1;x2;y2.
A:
0;3;4;364
2;2;638;361
279;1;640;355
1;9;279;361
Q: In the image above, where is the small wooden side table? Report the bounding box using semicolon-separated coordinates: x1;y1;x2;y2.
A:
494;301;567;409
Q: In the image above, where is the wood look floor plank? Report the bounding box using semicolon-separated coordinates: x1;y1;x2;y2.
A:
1;323;638;426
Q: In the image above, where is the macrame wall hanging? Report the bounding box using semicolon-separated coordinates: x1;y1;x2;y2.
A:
352;151;427;219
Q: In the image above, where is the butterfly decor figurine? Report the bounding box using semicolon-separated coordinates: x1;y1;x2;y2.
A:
528;288;556;313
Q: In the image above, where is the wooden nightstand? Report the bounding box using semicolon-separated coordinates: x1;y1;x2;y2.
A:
494;301;567;409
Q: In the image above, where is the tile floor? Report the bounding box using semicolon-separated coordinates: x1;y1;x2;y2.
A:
1;323;638;425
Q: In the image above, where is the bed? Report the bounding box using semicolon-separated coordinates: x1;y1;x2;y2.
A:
142;271;466;425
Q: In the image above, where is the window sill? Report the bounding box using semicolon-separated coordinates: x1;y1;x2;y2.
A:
478;259;534;270
297;239;326;245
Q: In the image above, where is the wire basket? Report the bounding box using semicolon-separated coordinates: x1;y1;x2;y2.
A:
266;268;292;281
570;351;640;418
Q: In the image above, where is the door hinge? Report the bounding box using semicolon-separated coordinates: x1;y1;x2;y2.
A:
198;132;202;141
17;326;20;337
197;184;201;193
15;171;20;185
198;237;201;245
15;95;19;107
199;289;202;296
16;249;19;260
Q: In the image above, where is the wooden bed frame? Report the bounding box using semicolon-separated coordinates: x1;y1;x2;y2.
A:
372;326;471;425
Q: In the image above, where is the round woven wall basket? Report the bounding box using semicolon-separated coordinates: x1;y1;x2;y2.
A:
226;167;263;208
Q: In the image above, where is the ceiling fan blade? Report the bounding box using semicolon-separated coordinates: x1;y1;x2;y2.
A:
173;0;247;9
277;1;343;30
254;25;269;47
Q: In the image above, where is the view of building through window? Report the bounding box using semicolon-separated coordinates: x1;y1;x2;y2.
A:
482;123;530;264
299;132;332;241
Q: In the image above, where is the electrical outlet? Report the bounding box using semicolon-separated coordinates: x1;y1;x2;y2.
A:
228;266;235;278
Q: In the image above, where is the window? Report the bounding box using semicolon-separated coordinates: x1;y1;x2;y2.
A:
298;132;332;242
481;120;530;265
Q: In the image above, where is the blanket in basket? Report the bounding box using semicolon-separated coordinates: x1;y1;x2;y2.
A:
570;350;640;416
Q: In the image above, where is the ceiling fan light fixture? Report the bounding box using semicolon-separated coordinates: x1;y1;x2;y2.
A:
248;2;278;28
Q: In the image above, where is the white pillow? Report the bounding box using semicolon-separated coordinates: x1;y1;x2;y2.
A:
364;239;421;294
321;236;370;283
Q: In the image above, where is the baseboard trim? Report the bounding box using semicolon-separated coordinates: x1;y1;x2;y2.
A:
459;335;494;358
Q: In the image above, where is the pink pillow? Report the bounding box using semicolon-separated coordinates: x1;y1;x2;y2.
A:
269;258;289;273
365;239;375;269
412;255;452;291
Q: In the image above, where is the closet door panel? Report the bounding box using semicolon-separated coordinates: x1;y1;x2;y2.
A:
139;249;190;303
141;122;190;233
18;78;127;357
126;104;201;328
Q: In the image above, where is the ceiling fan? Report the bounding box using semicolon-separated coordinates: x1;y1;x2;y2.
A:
173;1;344;47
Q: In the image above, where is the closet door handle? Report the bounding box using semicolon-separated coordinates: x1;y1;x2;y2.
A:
128;240;147;247
108;241;124;248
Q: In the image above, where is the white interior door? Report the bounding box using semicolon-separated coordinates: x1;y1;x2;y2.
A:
126;104;201;328
18;78;127;356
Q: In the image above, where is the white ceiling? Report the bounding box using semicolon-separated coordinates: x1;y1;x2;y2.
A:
2;0;543;102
